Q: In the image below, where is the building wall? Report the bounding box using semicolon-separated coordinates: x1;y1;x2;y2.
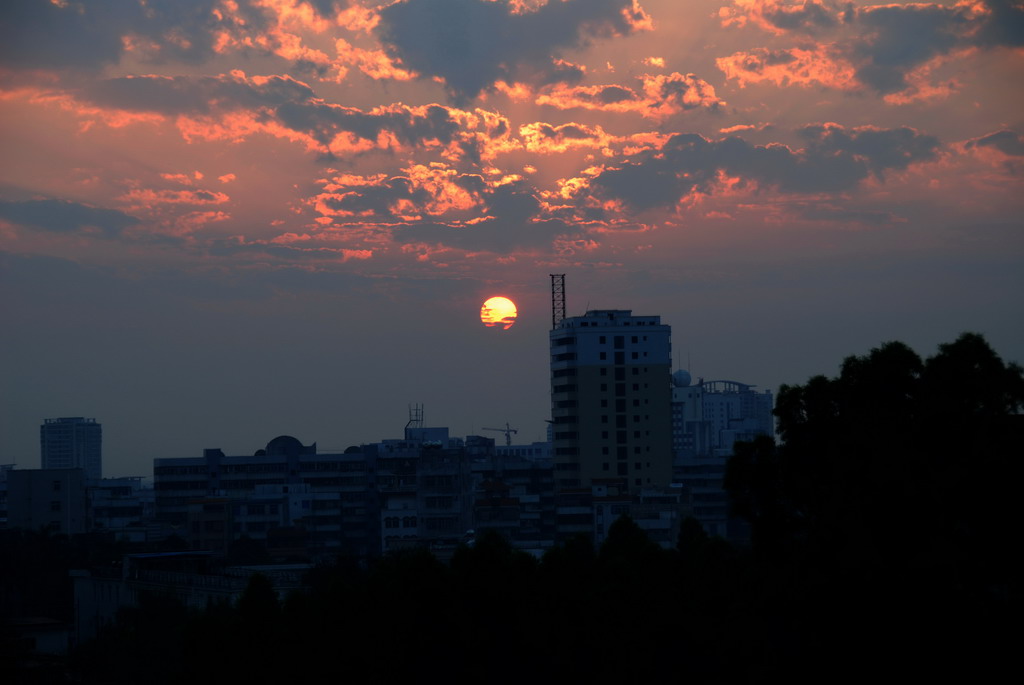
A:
550;310;673;494
154;436;376;557
7;468;89;534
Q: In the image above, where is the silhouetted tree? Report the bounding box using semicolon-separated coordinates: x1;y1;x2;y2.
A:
724;333;1024;680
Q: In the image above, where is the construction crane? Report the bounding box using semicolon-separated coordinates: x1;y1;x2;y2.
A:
483;423;518;447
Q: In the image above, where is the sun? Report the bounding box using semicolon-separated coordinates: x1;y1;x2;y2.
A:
480;296;518;330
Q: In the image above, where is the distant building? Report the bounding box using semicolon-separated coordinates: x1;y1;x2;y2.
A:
89;477;152;543
7;468;89;534
153;435;375;558
671;374;773;541
701;380;774;455
549;309;673;494
41;417;102;480
471;449;556;556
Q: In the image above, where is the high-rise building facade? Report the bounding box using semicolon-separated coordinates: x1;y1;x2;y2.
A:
40;417;102;480
550;310;673;493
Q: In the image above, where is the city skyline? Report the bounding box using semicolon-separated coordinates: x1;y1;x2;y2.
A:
2;1;1022;477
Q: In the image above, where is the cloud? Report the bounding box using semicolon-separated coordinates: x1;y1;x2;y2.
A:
0;0;252;72
305;163;573;251
519;122;615;154
718;1;1024;101
582;124;941;211
376;0;652;100
119;188;231;212
0;199;138;235
720;1;840;34
537;72;725;119
964;129;1024;156
80;72;317;116
717;46;856;90
66;71;515;162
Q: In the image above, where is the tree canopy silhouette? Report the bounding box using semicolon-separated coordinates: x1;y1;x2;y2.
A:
726;332;1023;593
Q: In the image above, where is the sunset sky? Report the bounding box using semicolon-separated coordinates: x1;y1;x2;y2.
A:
2;0;1022;476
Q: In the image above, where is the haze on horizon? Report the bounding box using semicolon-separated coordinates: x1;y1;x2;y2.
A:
1;0;1022;477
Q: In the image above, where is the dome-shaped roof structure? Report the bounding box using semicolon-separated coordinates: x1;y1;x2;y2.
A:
265;435;305;456
672;369;692;387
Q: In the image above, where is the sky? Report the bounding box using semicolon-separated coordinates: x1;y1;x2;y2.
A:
1;0;1022;477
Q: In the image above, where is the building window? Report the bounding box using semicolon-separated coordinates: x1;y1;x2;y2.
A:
631;352;639;359
599;336;606;344
50;501;61;512
603;463;610;471
631;336;638;343
52;480;61;492
600;384;608;391
617;463;628;476
599;352;607;360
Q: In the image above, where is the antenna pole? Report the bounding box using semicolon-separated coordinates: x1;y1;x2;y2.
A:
550;274;566;329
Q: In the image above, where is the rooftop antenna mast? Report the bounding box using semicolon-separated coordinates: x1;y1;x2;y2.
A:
550;274;566;329
405;403;423;440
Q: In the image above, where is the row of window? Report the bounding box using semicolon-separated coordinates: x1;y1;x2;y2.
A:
384;516;417;529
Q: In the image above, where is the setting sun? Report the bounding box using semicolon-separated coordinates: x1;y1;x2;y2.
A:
480;296;517;330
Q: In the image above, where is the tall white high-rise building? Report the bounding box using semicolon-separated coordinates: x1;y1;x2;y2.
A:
550;309;673;494
40;417;102;480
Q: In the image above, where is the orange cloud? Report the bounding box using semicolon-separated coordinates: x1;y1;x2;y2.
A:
520;122;615;154
404;163;481;215
335;38;417;81
717;46;857;90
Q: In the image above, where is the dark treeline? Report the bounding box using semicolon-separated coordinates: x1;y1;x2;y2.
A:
71;522;768;685
6;332;1023;683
